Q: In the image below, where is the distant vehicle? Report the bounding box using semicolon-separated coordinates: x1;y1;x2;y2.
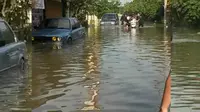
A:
32;18;85;43
0;18;27;72
100;13;119;25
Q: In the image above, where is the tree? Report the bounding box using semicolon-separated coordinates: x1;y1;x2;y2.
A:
0;0;31;40
123;0;163;21
171;0;200;27
0;0;31;28
68;0;121;20
94;0;121;19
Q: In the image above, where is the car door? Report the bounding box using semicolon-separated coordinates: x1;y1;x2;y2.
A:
71;19;80;39
75;20;85;38
0;21;20;69
0;30;8;71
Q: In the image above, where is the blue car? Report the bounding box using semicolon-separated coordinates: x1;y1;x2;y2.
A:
0;18;27;72
32;17;85;43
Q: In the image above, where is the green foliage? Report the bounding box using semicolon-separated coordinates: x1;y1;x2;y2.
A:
94;0;121;19
0;0;31;40
124;0;162;20
69;0;121;20
172;0;200;27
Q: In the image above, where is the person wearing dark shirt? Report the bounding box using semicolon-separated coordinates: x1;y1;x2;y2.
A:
136;13;144;27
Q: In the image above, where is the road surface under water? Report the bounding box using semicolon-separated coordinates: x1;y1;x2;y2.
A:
0;25;171;112
171;28;200;112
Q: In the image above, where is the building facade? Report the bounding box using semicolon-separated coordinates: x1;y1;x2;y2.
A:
32;0;65;28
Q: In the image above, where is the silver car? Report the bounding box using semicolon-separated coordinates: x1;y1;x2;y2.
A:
0;18;27;72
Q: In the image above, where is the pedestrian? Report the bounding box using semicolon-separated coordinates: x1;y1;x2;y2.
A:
137;13;144;27
126;15;131;27
130;14;138;28
120;14;125;25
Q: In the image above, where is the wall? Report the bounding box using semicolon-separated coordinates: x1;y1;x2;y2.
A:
45;0;62;18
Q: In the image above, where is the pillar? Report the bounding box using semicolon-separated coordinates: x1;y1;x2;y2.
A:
61;0;66;17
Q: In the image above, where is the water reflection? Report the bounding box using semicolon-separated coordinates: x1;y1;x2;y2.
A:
81;26;101;110
171;28;200;112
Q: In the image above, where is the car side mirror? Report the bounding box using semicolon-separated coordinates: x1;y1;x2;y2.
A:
0;40;6;47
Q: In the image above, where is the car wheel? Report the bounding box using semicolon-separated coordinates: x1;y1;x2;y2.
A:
67;37;72;44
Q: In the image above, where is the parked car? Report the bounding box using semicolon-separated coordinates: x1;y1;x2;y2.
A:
32;17;85;43
0;18;27;72
100;13;119;25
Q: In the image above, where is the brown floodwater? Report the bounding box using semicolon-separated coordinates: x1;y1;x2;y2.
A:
0;25;171;112
171;28;200;112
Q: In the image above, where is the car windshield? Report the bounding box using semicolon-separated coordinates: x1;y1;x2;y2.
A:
45;19;70;29
102;14;116;21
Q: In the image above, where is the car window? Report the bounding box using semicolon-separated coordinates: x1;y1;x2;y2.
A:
71;19;75;26
73;19;78;23
0;30;4;47
74;19;81;29
71;19;77;30
46;19;70;29
102;14;116;21
0;21;15;46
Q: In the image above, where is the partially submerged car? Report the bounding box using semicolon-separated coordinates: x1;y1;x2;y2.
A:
0;18;27;72
32;17;85;43
100;13;119;25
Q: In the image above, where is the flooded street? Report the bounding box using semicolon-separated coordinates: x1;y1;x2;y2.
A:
0;25;171;112
171;28;200;112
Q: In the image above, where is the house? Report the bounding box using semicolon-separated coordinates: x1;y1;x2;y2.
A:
32;0;67;28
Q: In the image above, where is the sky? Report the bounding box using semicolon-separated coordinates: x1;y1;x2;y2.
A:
120;0;132;5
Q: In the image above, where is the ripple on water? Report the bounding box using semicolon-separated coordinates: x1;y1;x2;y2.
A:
0;26;171;112
172;29;200;111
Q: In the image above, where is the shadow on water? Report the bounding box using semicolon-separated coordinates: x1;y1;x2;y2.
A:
0;24;171;112
171;28;200;112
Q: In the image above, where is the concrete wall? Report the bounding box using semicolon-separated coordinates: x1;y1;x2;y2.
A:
45;0;62;18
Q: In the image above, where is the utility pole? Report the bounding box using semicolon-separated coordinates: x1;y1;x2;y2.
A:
61;0;66;17
66;0;70;17
164;0;172;42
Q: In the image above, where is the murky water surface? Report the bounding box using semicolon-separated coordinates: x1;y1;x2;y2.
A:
171;28;200;112
0;25;170;112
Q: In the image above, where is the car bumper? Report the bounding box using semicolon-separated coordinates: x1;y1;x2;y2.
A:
32;36;64;43
100;22;118;25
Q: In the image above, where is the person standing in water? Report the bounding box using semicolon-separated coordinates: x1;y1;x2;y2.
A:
130;14;138;28
136;13;144;27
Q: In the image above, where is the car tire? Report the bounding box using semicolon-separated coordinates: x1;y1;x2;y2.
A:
67;37;72;44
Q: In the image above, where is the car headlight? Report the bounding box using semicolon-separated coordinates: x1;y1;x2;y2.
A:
111;22;115;24
57;37;61;41
52;37;57;41
101;22;104;24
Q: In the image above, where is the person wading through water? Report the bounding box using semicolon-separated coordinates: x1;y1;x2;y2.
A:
136;13;144;27
130;14;138;28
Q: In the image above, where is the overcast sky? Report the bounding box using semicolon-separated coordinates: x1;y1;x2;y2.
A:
120;0;132;5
